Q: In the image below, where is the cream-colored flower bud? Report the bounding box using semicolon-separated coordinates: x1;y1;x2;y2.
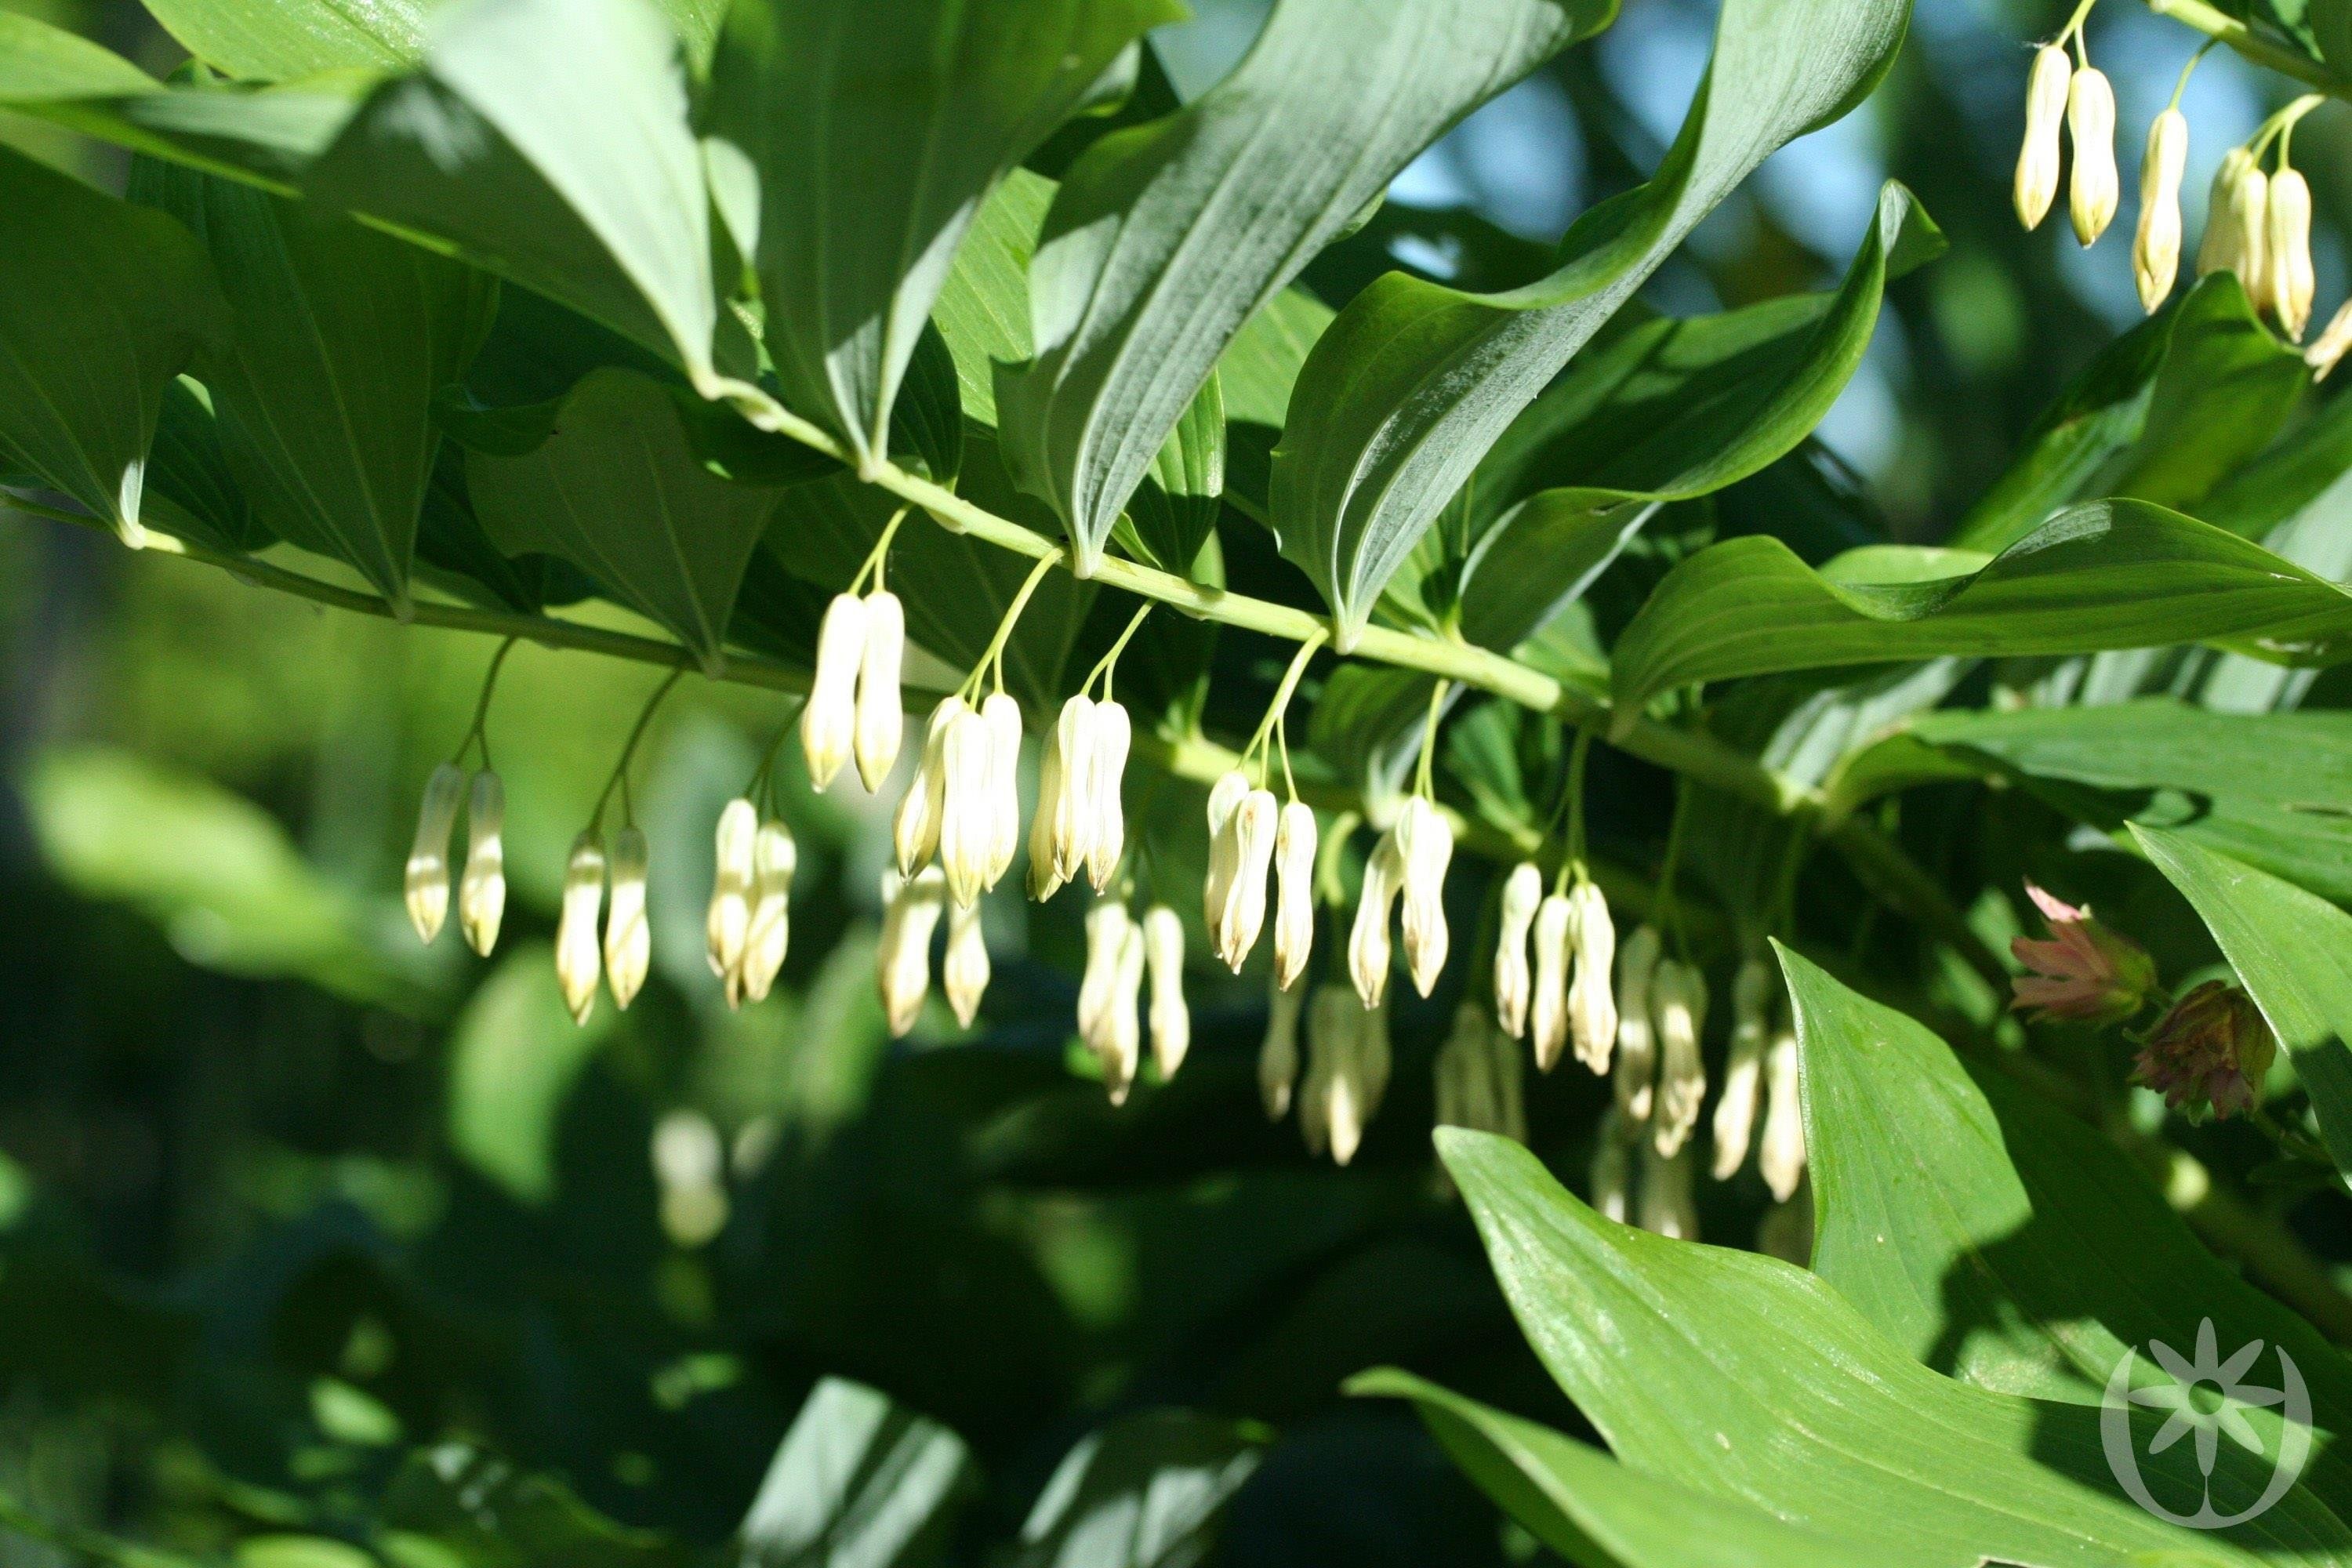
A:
2308;298;2352;380
1347;831;1404;1008
978;692;1023;887
1076;898;1132;1044
1143;905;1189;1078
936;705;996;909
1028;695;1094;900
1710;958;1773;1180
1612;924;1663;1121
2199;149;2269;307
1259;976;1303;1120
1759;1019;1806;1202
457;771;507;956
2014;44;2071;230
1092;919;1145;1105
1650;960;1708;1158
555;834;607;1026
1529;893;1572;1071
895;696;966;876
1638;1141;1697;1241
1396;797;1453;997
801;592;867;791
706;797;758;981
1590;1108;1633;1225
1433;1003;1480;1134
1492;862;1542;1039
1271;803;1318;991
2268;166;2316;340
877;866;946;1038
1566;880;1617;1074
851;590;904;791
1200;770;1249;932
942;898;989;1029
2134;108;2189;311
2067;67;2118;246
1218;789;1279;971
603;826;651;1011
1305;985;1365;1165
736;818;796;1006
404;762;465;943
1083;700;1131;893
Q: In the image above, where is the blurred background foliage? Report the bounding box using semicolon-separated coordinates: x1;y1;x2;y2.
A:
3;2;2350;1565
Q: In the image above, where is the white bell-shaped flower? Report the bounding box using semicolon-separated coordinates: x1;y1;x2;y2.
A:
1759;1018;1806;1202
404;762;464;943
1217;789;1279;971
1395;797;1453;996
935;704;996;909
1143;904;1189;1079
801;592;867;790
2065;66;2118;246
2199;148;2270;307
1590;1109;1634;1225
979;691;1022;887
1089;918;1145;1105
1077;898;1133;1045
852;589;904;790
1710;957;1774;1180
706;797;758;982
735;818;796;1007
1200;770;1249;932
1028;695;1094;900
942;898;989;1029
1304;985;1366;1165
894;695;966;876
2309;296;2352;381
1612;924;1663;1121
603;826;652;1011
555;834;607;1026
1566;880;1617;1073
877;866;946;1038
2269;165;2317;340
1529;892;1573;1071
2134;108;2189;311
1347;830;1404;1009
1272;802;1318;993
1259;977;1303;1120
2013;43;2070;229
1638;1141;1698;1241
1492;862;1542;1040
1650;960;1709;1158
458;770;507;956
1083;699;1131;893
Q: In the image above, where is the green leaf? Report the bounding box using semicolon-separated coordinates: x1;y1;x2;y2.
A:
306;0;732;387
0;145;226;546
1611;499;2352;722
1438;1127;2348;1566
465;369;786;669
385;1444;687;1568
739;1378;974;1568
1954;275;2308;553
1013;1410;1263;1568
1216;284;1331;517
140;0;425;81
136;162;495;604
445;942;615;1205
1782;945;2352;1443
2134;826;2352;1180
1268;0;1908;649
1354;1370;1888;1568
709;0;1174;472
143;377;267;554
996;0;1611;576
1112;372;1225;577
931;167;1054;429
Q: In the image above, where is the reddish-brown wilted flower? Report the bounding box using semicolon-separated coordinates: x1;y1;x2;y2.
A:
2133;982;2277;1119
2009;882;2156;1023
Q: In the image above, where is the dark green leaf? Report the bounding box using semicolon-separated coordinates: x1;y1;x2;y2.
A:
738;1378;973;1568
145;377;268;554
384;1443;687;1568
1112;373;1225;577
1012;1410;1262;1568
1216;284;1333;518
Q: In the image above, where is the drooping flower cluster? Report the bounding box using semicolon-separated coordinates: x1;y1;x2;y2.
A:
2133;980;2278;1120
801;586;906;792
2009;880;2156;1024
405;761;507;957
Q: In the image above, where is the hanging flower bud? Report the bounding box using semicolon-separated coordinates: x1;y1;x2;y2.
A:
2268;165;2316;340
2014;43;2071;230
2010;880;2155;1023
2134;108;2189;311
895;696;967;877
404;762;465;943
1083;700;1131;893
801;592;868;791
851;589;905;791
2307;297;2352;379
1396;797;1453;997
936;704;996;909
456;771;507;956
1076;898;1133;1044
1216;789;1279;970
2198;148;2269;306
1493;863;1542;1040
1200;770;1249;932
978;692;1023;887
1566;880;1617;1074
1029;695;1094;900
1271;803;1318;991
2132;980;2278;1120
706;797;758;982
1088;918;1145;1105
1489;1005;1526;1144
1650;960;1708;1158
1359;998;1392;1120
1143;905;1189;1078
1590;1108;1634;1225
1529;892;1573;1071
942;899;990;1029
555;834;607;1026
603;826;651;1011
2066;66;2118;246
735;818;796;1006
1611;924;1663;1122
1637;1141;1698;1241
1305;985;1365;1165
1759;1018;1805;1203
1348;831;1404;1009
877;867;946;1038
1710;958;1774;1180
1259;976;1303;1120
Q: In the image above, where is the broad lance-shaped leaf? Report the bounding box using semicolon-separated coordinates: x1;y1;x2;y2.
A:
709;0;1175;475
1013;1411;1261;1568
466;369;783;670
140;0;425;81
136;162;495;607
1435;1128;2352;1566
2134;826;2352;1181
997;0;1613;579
1270;0;1907;651
0;146;227;547
1612;499;2352;722
145;379;270;554
1780;946;2352;1458
739;1378;974;1568
307;0;739;389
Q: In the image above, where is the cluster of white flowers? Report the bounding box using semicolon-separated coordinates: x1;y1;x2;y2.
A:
1504;868;1615;1074
1296;984;1391;1166
801;588;906;792
706;797;797;1008
1028;693;1131;900
405;762;507;956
